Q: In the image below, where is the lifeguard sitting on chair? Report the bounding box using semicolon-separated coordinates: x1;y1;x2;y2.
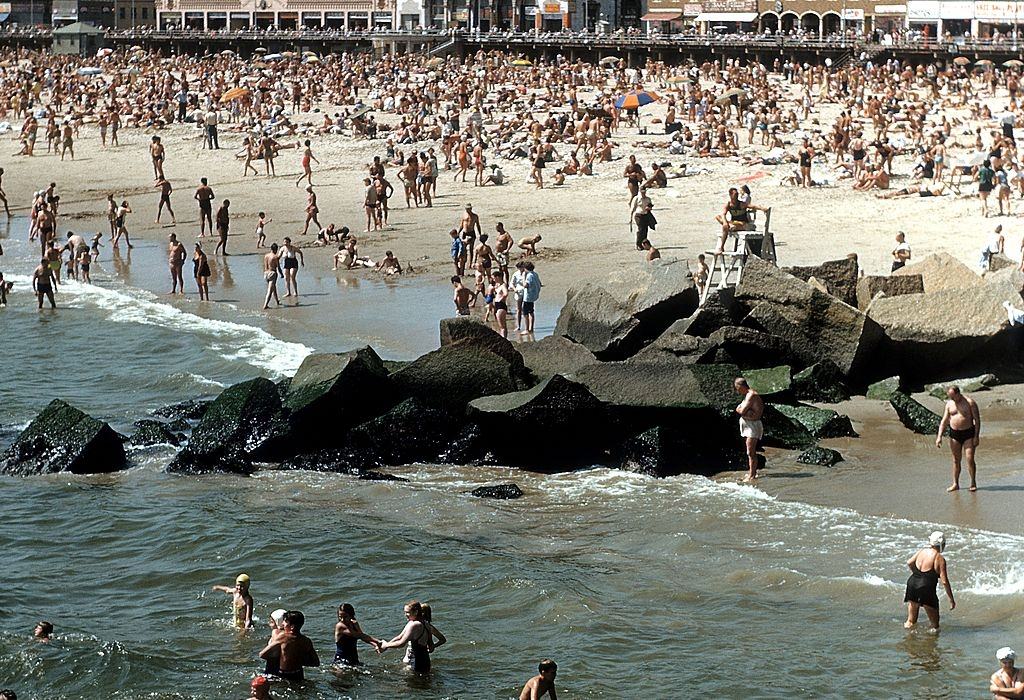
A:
715;187;768;254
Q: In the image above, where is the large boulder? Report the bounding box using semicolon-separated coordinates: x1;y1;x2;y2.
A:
893;252;982;292
628;320;708;365
856;274;924;311
674;287;740;337
791;361;850;404
391;343;530;412
744;365;792;399
467;375;607;468
773;404;858;439
347;398;457;465
0;400;127;476
518;335;598;380
283;348;394;445
889;391;943;435
555;260;698;359
987;265;1024;293
168;378;290;475
735;257;884;381
439;316;526;374
759;405;815;449
697;326;794;368
128;419;184;447
618;424;750;478
867;280;1023;380
154;399;211;422
926;374;998;399
866;375;901;401
784;256;859;307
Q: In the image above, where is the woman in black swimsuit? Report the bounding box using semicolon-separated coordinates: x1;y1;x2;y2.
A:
798;139;814;188
904;531;955;630
333;603;381;666
193;243;211;301
378;600;435;673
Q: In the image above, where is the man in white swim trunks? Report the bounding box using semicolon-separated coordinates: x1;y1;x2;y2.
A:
734;377;764;482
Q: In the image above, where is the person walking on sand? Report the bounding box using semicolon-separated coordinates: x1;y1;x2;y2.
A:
903;531;955;631
155;176;176;225
977;159;995;218
280;237;303;298
734;377;763;482
520;659;558;700
263;243;283;310
150;135;166;181
194;242;211;301
195;178;215;237
168;233;186;294
112;200;133;249
295;140;318;187
990;647;1023;698
302;187;321;236
215;200;231;256
212;573;254;629
937;385;981;492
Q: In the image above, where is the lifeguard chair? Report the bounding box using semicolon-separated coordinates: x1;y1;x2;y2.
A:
700;207;776;305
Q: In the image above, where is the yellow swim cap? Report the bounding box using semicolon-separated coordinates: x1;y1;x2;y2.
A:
235;574;251;587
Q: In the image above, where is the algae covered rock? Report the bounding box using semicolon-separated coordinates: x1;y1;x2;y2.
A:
797;446;843;467
0;399;127;476
889;391;944;436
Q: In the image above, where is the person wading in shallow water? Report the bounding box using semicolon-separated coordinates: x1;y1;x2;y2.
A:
903;531;955;631
733;377;763;482
936;385;981;492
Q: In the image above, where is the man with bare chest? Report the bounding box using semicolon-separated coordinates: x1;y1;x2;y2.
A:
460;203;482;266
936;386;981;492
168;233;186;294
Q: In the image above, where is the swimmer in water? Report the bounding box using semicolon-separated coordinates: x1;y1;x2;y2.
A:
34;621;53;641
247;674;271;700
520;659;558;700
261;609;287;676
334;603;381;666
904;531;955;631
212;573;254;629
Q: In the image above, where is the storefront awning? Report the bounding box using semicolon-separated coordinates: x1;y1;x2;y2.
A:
695;11;758;22
641;11;682;20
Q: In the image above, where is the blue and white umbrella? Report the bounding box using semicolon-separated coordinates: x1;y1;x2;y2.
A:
77;66;103;76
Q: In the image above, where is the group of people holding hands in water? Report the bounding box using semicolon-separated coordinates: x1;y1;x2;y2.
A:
210;573;559;699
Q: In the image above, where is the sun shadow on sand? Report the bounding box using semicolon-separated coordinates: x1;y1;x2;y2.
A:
973;485;1024;492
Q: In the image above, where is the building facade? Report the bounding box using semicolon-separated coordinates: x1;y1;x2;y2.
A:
157;0;396;29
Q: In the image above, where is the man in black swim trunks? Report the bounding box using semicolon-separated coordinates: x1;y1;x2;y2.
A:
936;386;981;492
214;200;230;256
194;177;215;237
259;610;319;682
32;257;56;309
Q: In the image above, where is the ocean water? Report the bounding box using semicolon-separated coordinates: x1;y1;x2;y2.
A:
2;221;1023;699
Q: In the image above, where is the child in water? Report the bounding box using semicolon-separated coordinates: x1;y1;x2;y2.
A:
519;659;558;699
213;573;254;629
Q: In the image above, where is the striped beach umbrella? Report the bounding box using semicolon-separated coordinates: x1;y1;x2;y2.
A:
615;90;660;109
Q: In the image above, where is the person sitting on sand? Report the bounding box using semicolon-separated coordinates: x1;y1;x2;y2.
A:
641;239;661;262
520;659;558;700
212;574;254;629
518;234;541;256
852;164;890;191
376;250;403;275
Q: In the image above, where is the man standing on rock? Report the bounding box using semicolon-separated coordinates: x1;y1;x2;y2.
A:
936;386;980;492
734;377;764;482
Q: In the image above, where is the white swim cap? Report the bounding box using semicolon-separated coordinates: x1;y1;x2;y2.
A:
928;531;946;550
999;647;1017;661
270;609;287;626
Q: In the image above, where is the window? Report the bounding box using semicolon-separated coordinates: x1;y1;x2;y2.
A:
119;7;125;17
142;7;148;17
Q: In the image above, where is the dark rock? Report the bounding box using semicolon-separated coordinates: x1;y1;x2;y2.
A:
760;404;815;449
166;418;192;433
279;447;378;473
348;398;457;465
791;361;850;403
283;348;395;446
439;423;488;465
773;404;858;439
128;419;183;447
439;316;526;375
892;252;982;292
866;376;901;401
154;399;211;421
391;343;530;411
736;258;884;381
784;256;859;306
470;483;524;499
619;425;752;478
518;335;597;380
0;400;127;476
856;274;924;311
797;446;843;466
168;378;290;475
629;320;708;365
382;359;411;374
573;362;726;412
867;280;1022;381
889;391;943;435
467;375;607;468
359;470;410;482
988;253;1017;274
744;365;792;398
697;326;794;369
926;374;998;399
674;287;740;337
555;261;698;359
